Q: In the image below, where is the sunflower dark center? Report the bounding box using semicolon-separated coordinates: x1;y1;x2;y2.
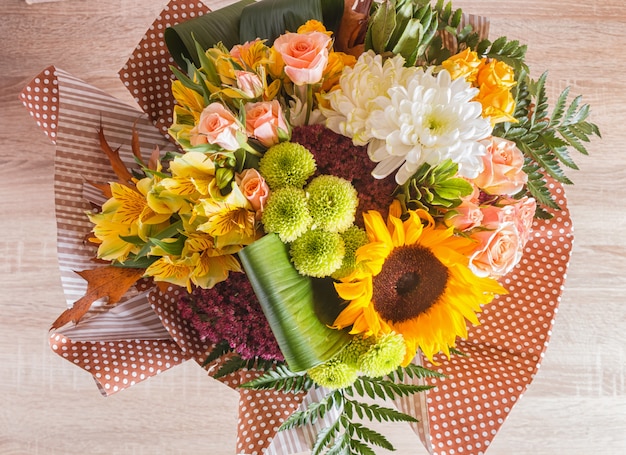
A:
372;245;449;323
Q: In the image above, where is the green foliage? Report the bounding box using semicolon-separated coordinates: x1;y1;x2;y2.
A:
243;360;442;453
202;340;279;379
240;364;315;393
397;159;473;216
497;72;600;216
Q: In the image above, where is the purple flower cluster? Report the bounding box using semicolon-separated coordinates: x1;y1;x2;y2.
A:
292;124;397;224
178;272;284;361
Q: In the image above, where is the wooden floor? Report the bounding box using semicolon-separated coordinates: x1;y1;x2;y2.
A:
1;0;625;454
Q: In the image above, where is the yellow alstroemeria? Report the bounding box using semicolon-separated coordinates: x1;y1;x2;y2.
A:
145;254;197;291
194;181;258;249
183;231;243;289
171;80;206;122
148;152;216;215
87;212;140;262
231;39;272;71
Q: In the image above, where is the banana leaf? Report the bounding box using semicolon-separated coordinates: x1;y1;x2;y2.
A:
239;0;346;45
165;0;346;69
238;233;351;372
164;0;255;68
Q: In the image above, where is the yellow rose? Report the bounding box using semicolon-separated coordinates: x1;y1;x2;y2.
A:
297;19;332;36
322;51;356;92
476;59;516;90
475;85;517;124
441;48;482;82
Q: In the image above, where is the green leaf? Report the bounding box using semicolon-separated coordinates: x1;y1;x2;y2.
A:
213;355;248;379
238;233;352;372
369;0;397;54
240;364;314;393
349;422;394;451
239;0;325;45
164;0;256;68
344;400;418;423
202;340;233;368
312;419;343;455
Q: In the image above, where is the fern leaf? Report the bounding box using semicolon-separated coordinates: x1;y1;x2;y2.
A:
202;340;232;368
345;400;418;424
349;422;395;451
311;419;342;455
550;86;570;127
213;355;247;379
240;364;314;393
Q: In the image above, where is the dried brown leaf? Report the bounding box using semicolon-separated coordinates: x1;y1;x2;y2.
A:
51;266;145;329
97;126;134;183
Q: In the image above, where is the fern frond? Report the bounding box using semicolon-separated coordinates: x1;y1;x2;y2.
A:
240;363;314;393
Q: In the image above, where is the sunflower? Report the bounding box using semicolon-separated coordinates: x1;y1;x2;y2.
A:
332;202;507;365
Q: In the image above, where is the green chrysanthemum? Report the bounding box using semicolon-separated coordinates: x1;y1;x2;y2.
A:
357;332;407;378
259;142;317;189
306;175;358;233
331;226;369;279
307;357;358;390
262;187;312;242
290;229;345;277
337;335;374;367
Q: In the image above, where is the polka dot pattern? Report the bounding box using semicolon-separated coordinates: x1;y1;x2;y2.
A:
48;333;186;396
118;0;211;138
404;178;573;455
148;285;307;454
19;65;60;143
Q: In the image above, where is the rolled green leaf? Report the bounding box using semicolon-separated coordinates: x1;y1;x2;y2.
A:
239;0;324;45
239;233;351;372
164;0;255;68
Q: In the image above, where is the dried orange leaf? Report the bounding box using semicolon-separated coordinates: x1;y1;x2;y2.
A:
97;126;134;183
51;266;145;329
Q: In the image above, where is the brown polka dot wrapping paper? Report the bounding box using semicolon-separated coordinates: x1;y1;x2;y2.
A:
20;1;574;454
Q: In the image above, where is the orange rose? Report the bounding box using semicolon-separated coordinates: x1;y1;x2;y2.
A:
273;31;331;85
474;136;527;195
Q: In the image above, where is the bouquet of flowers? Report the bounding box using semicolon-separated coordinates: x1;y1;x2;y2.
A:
22;0;599;453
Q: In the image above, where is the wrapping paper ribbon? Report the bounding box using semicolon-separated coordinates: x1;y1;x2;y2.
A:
20;1;573;453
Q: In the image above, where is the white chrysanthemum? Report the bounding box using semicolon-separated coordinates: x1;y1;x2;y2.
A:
322;51;416;145
367;68;492;184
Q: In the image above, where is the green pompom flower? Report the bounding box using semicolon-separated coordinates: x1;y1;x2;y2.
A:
337;335;374;367
306;175;358;233
290;229;345;277
259;142;317;189
262;187;312;242
357;332;406;378
331;226;369;279
307;357;358;390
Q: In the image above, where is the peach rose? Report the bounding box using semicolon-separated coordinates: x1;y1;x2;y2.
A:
473;136;527;195
196;103;243;151
236;168;269;215
245;100;288;147
445;199;483;231
509;196;536;245
469;222;524;278
235;71;264;99
273;31;331;85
